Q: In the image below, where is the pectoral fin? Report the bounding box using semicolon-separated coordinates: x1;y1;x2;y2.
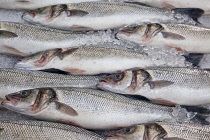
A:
148;80;174;89
54;101;78;116
0;30;18;38
57;48;78;60
152;98;177;106
66;10;89;17
163;2;176;9
161;32;185;40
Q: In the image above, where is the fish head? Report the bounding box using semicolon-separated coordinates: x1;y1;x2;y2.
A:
97;69;151;94
106;125;145;140
2;88;56;115
14;48;62;70
22;5;68;24
116;24;163;44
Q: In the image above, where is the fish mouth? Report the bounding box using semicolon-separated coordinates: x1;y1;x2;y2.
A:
5;94;20;106
22;11;36;21
14;61;38;70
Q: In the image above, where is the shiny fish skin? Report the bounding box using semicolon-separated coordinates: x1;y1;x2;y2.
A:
117;23;210;53
0;0;108;10
0;120;104;140
15;46;157;75
22;2;197;31
0;22;113;56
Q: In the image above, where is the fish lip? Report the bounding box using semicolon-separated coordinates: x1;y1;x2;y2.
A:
14;62;36;70
22;11;35;20
5;95;20;106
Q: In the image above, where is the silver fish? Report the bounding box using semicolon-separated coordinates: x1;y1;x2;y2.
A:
1;87;206;130
0;22;113;56
22;2;202;31
97;67;210;106
117;23;210;53
106;122;210;140
15;46;158;75
0;120;104;140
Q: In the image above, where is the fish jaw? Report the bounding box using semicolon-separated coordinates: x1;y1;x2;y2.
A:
22;11;51;25
14;60;43;70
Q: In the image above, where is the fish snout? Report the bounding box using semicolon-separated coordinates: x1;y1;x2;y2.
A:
4;94;21;106
22;11;36;21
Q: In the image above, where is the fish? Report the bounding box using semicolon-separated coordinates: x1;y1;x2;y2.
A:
0;68;100;102
106;122;210;140
15;46;162;75
125;0;210;14
0;22;114;56
116;23;210;53
97;67;210;106
0;120;105;140
0;0;108;10
21;2;203;31
1;87;209;129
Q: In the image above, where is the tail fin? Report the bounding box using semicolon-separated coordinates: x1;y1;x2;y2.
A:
184;53;204;67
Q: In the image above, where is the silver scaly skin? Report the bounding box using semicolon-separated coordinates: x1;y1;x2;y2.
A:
0;120;105;140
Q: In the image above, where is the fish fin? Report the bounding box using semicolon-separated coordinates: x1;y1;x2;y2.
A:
181;105;210;116
166;45;183;51
152;98;177;107
174;8;204;23
162;32;185;40
162;2;176;9
54;101;78;116
1;45;25;56
124;1;152;7
66;10;89;17
184;53;204;67
15;0;31;3
64;68;86;74
163;138;186;140
148;80;174;89
69;25;94;31
57;48;78;60
0;30;18;38
57;119;82;127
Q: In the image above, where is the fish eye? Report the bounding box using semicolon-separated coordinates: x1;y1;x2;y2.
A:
123;127;135;134
115;74;122;80
20;91;30;97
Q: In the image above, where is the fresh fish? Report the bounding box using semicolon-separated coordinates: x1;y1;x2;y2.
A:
0;68;99;101
117;23;210;53
97;67;210;106
0;0;108;10
15;46;159;75
1;87;208;129
0;22;113;56
22;2;203;31
106;122;210;140
126;0;210;14
0;120;104;140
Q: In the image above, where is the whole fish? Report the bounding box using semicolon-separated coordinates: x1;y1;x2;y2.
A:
0;68;99;101
117;23;210;53
0;120;104;140
1;87;208;129
126;0;210;14
97;67;210;106
106;122;210;140
0;0;108;10
0;22;113;56
22;2;203;31
15;46;159;75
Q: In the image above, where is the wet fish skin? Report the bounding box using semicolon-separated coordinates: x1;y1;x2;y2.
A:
15;46;156;75
0;22;112;56
97;67;210;106
106;122;210;140
22;2;198;31
0;120;104;140
1;87;195;130
117;23;210;53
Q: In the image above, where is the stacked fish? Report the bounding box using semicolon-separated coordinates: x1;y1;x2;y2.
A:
0;0;210;140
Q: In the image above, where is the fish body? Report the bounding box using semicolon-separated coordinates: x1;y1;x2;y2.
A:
0;120;104;140
1;87;194;130
22;2;200;31
107;122;210;140
0;22;112;56
98;67;210;106
117;23;210;53
15;46;157;75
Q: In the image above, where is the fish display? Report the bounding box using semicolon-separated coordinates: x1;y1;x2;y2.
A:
0;22;113;56
2;87;204;130
22;2;203;31
97;67;210;106
14;46;165;75
0;120;104;140
117;23;210;53
106;122;210;140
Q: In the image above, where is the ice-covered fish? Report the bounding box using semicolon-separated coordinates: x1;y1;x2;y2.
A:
97;67;210;106
0;120;104;140
117;23;210;53
0;0;108;10
106;122;210;140
0;22;114;56
22;2;203;31
15;46;160;75
0;69;99;101
2;88;206;129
